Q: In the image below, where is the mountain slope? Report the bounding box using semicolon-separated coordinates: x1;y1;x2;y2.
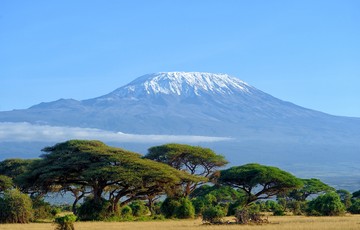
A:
1;72;359;139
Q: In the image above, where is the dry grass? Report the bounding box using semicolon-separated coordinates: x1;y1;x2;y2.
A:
1;215;360;230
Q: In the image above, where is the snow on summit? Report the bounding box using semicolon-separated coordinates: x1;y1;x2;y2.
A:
111;72;253;98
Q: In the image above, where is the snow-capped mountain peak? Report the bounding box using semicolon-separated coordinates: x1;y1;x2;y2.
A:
109;72;253;98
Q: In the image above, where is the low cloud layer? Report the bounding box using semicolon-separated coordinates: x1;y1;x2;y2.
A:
0;122;232;143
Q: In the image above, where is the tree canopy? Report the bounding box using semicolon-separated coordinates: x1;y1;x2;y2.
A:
218;163;303;205
145;143;227;196
19;140;201;214
287;178;334;201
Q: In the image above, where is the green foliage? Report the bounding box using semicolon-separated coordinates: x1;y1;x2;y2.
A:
54;214;77;230
287;178;334;201
191;184;245;203
20;140;199;217
129;200;148;217
160;197;195;219
234;204;263;224
353;190;360;199
191;197;206;216
0;175;13;192
202;205;226;224
174;197;195;219
219;163;303;205
306;192;345;216
0;189;33;223
32;196;55;220
145;143;227;196
0;159;34;178
77;197;113;221
336;189;352;209
191;184;246;216
160;197;181;218
348;199;360;214
227;199;246;216
120;206;133;219
261;200;284;215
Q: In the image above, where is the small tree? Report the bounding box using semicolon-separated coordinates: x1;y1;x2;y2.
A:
0;189;33;223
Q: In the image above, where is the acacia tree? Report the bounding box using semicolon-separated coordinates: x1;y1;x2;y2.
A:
218;163;303;206
286;178;334;201
19;140;199;216
144;143;227;196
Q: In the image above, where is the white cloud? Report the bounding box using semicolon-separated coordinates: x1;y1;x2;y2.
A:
0;122;233;143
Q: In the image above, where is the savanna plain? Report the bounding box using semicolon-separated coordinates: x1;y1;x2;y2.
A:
2;215;360;230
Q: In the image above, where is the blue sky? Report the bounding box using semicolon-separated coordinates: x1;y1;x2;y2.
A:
1;0;359;117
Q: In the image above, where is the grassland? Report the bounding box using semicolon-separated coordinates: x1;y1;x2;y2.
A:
1;215;360;230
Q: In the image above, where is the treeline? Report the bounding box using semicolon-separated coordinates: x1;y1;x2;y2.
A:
0;140;360;225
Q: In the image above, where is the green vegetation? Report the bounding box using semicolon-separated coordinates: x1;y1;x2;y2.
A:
54;214;77;230
218;163;303;205
0;189;33;223
0;139;359;226
306;192;346;216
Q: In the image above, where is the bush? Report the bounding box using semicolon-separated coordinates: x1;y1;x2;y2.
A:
202;206;225;224
306;192;345;216
348;199;360;214
174;197;195;219
77;197;113;221
191;197;206;216
54;214;77;230
0;189;33;223
120;206;133;219
160;197;181;218
32;197;55;220
129;200;148;217
234;204;264;224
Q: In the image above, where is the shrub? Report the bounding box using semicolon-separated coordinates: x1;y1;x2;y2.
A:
120;205;133;219
32;197;55;220
129;200;148;217
0;189;33;223
306;192;345;216
202;206;225;224
160;197;181;218
77;197;112;221
54;214;77;230
234;204;264;224
174;197;195;219
348;199;360;214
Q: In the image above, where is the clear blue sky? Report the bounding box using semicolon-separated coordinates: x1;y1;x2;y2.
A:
1;0;359;117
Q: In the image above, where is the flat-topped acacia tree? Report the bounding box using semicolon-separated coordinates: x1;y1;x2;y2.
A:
144;143;228;196
18;140;201;215
218;163;303;206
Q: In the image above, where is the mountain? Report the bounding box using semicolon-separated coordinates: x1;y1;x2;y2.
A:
2;72;359;138
1;72;360;190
